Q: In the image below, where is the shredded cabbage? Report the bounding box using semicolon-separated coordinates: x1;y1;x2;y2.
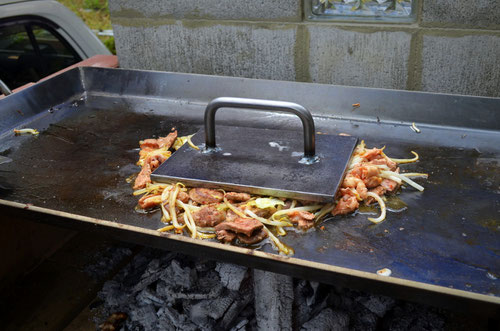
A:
255;198;285;209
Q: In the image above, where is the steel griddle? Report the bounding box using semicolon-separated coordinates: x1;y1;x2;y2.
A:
0;67;499;315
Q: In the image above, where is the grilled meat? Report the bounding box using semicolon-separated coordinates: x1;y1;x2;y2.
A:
215;218;263;237
225;192;251;202
192;206;226;227
189;188;224;205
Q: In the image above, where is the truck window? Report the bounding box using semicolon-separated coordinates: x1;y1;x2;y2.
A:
0;21;81;89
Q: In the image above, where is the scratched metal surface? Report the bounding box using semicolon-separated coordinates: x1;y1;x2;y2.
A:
0;67;498;311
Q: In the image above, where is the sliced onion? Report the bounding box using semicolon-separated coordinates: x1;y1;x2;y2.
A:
178;200;197;238
186;135;199;150
262;226;293;255
170;186;184;229
158;225;175;232
197;232;216;239
401;172;428;178
381;170;424;191
196;226;215;232
271;205;322;221
366;192;386;224
314;203;335;222
245;209;292;227
390;151;419;164
223;197;247;218
276;226;287;236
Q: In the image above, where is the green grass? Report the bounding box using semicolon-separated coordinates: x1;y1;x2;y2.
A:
57;0;115;54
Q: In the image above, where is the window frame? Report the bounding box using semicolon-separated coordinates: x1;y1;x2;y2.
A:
0;15;82;88
0;15;82;65
305;0;418;23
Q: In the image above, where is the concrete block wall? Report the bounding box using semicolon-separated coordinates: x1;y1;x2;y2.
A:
109;0;500;97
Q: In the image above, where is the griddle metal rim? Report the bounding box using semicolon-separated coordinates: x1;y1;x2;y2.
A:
1;198;498;309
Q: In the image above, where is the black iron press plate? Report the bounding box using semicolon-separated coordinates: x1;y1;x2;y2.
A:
151;126;358;202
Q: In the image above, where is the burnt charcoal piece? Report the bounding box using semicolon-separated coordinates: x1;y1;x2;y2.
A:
216;262;248;291
381;302;446;331
189;290;239;328
128;304;158;330
300;308;349;331
355;294;395;318
157;306;198;331
253;269;293;331
293;280;329;328
218;279;254;330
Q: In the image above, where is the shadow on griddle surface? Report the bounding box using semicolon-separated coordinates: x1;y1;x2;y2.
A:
0;95;498;299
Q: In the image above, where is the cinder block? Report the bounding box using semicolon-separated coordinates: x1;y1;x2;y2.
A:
113;22;297;81
109;0;301;22
422;0;500;29
421;34;500;97
308;26;411;89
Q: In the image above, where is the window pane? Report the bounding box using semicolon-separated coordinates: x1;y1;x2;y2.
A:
31;24;79;76
0;23;40;89
311;0;415;21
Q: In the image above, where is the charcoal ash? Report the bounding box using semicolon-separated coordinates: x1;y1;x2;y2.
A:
83;244;134;281
380;302;446;331
94;248;464;331
95;249;254;330
253;269;293;330
293;280;329;328
300;308;349;331
216;262;248;291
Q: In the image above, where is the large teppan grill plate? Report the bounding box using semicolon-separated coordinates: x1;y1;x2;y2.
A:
152;126;357;202
0;67;498;315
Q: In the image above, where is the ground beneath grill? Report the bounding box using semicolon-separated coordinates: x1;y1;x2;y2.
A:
0;230;492;331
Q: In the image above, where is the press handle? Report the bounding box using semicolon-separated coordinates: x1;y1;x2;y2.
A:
204;97;316;157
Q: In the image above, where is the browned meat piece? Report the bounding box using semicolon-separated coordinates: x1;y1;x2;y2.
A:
288;210;316;230
215;218;263;237
342;175;362;188
365;186;387;205
332;195;359;216
361;165;380;179
192;206;226;227
380;178;399;193
369;157;397;171
139;148;152;159
133;163;152;190
225;209;239;222
139;131;178;151
145;154;168;171
356;181;368;200
364;176;382;188
216;229;237;243
157;130;177;149
237;229;268;244
138;194;160;209
225;192;251;202
362;147;383;161
139;139;160;150
189;188;224;204
242;205;274;218
177;191;190;203
283;200;293;209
